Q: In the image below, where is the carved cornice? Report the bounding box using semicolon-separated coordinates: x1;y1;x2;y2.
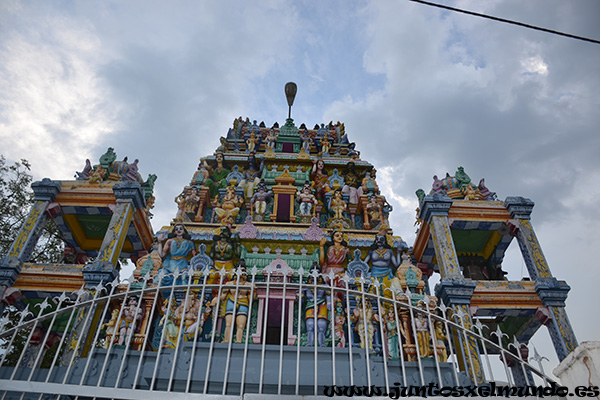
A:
113;181;146;210
31;178;62;202
505;196;535;220
419;193;453;222
534;277;570;307
435;276;477;306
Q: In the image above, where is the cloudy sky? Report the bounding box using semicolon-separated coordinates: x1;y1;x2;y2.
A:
1;0;598;373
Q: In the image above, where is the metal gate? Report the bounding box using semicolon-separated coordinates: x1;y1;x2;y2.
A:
1;267;555;399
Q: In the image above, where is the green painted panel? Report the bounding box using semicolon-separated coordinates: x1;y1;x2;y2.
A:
452;229;492;255
77;215;112;238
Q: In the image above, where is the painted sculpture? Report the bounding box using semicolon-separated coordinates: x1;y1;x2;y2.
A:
250;179;272;220
304;274;329;347
219;268;252;343
204;150;231;197
158;224;196;285
296;181;317;218
319;229;350;282
363;232;399;289
341;161;362;205
213;185;243;225
239;154;265;200
311;158;330;203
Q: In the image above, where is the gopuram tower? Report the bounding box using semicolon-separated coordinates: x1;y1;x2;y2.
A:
0;83;581;398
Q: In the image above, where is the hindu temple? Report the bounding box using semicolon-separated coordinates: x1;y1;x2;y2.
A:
0;83;583;398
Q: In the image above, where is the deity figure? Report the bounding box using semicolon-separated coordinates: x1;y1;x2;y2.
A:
366;195;382;227
363;233;399;288
208;226;241;281
204;151;231;197
265;129;277;151
214;185;243;225
101;309;119;347
361;170;379;195
351;297;378;351
296;181;317;217
174;292;202;341
311;158;330;202
341;161;362;205
158;224;197;285
455;166;471;191
319;229;351;282
304;274;329;347
333;298;346;348
250;179;272;218
159;299;179;349
118;296;144;346
300;129;311;153
219;268;253;343
464;182;477;200
191;159;210;186
183;187;200;217
89;165;106;183
246;131;259;153
320;131;331;155
415;304;431;357
383;306;401;359
330;190;347;220
239;154;265;200
434;321;448;362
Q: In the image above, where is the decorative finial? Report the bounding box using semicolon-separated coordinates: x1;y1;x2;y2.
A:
285;82;297;119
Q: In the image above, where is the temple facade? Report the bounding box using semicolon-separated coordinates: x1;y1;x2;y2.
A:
0;100;579;398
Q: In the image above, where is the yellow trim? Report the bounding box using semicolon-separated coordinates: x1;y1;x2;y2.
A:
481;230;503;260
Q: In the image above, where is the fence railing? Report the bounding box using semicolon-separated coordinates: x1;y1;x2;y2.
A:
0;266;555;399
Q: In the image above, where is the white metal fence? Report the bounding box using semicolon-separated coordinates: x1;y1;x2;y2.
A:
0;267;555;399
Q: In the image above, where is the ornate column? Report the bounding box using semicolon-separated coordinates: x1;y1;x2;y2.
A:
421;194;484;383
0;178;61;286
505;197;578;361
83;182;146;287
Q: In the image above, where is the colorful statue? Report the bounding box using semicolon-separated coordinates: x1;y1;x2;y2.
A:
366;195;382;227
311;158;330;202
333;298;346;348
296;181;317;217
361;170;379;195
204;151;231;197
304;274;329;347
101;309;119;347
159;299;179;349
330;190;347;220
191;159;210;186
214;185;243;225
363;232;399;288
158;224;197;285
300;128;311;153
415;303;431;357
319;228;351;281
118;296;144;346
341;161;362;205
208;226;241;280
174;292;205;341
239;154;265;200
89;165;106;183
246;131;259;153
219;268;252;343
455;166;471;192
183;187;200;218
434;321;448;362
265;129;277;152
250;179;272;219
383;306;400;359
320;131;331;155
351;297;377;351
